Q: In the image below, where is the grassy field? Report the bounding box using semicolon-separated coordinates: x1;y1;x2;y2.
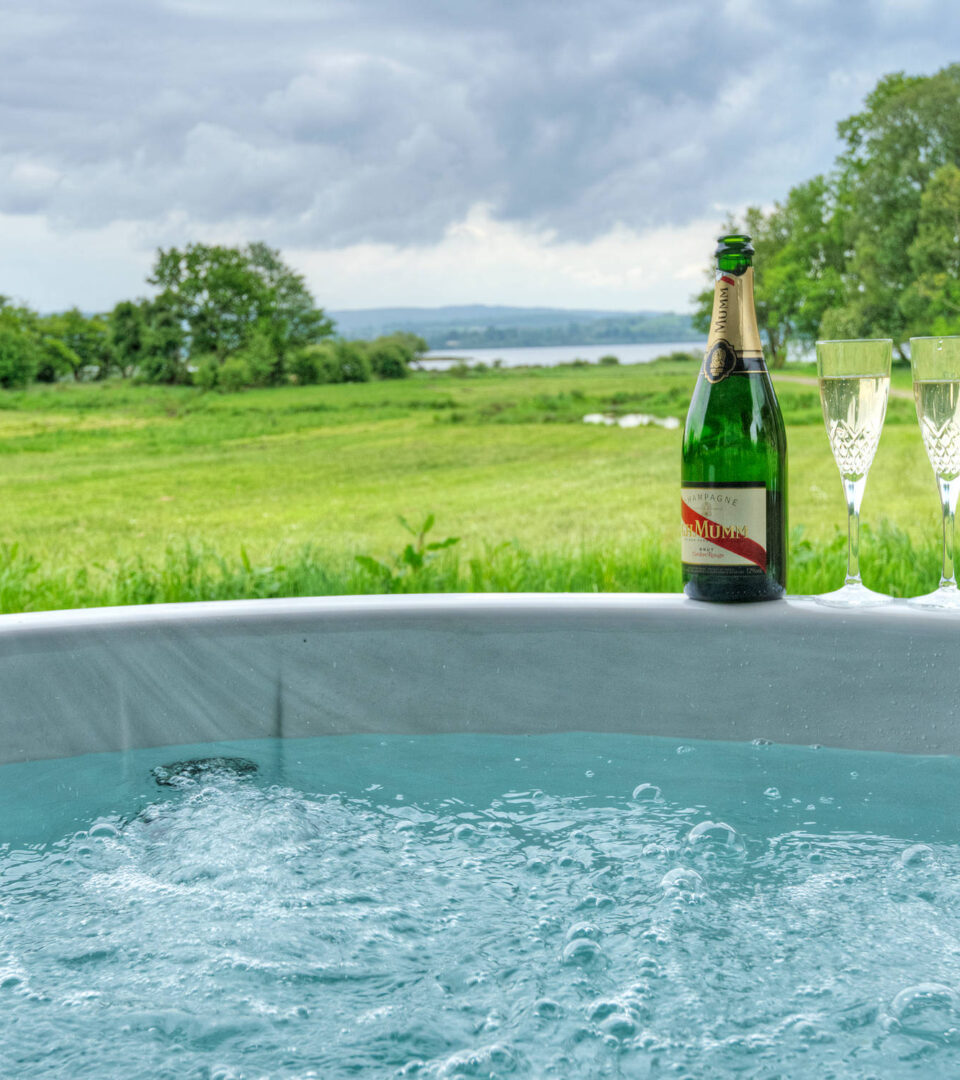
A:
0;358;943;610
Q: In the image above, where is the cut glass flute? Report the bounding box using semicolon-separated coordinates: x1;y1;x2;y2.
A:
908;336;960;610
816;338;893;607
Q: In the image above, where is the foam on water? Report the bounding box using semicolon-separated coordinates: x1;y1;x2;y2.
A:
3;733;960;1078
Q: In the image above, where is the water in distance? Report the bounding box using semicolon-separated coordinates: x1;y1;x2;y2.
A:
422;340;704;369
2;732;960;1078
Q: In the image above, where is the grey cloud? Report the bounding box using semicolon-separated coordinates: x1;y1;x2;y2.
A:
0;0;957;248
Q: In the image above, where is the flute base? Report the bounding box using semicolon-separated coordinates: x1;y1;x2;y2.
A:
815;581;893;608
907;583;960;610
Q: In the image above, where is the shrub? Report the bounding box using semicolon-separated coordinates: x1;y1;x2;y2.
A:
237;331;282;387
192;354;220;390
335;340;372;383
599;354;619;366
289;348;320;385
368;338;411;380
290;344;339;384
218;355;251;392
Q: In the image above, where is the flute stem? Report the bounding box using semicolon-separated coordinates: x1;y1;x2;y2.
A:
843;476;867;586
937;475;959;588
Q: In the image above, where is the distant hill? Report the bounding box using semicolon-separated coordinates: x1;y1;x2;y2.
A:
328;305;699;349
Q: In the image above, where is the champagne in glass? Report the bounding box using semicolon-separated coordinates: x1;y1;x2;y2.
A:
909;336;960;609
816;339;892;606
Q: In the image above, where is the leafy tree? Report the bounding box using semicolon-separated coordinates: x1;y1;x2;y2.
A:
0;299;43;385
822;65;960;356
899;163;960;336
139;298;190;384
38;308;114;380
36;338;80;383
0;300;40;388
0;328;38;387
109;300;148;378
148;242;334;369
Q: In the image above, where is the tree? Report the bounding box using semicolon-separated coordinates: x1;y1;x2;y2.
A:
38;308;114;380
899;163;960;337
138;298;190;384
0;300;40;388
148;242;334;370
821;65;960;356
109;300;149;378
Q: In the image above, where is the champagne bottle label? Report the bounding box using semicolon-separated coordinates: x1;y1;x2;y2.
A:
681;482;767;571
701;267;764;383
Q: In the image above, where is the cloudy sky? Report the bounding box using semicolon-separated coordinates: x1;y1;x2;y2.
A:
1;0;958;314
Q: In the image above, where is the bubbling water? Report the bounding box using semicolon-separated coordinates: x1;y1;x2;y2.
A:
3;733;960;1079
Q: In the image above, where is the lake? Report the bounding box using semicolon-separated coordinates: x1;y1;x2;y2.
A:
421;340;705;370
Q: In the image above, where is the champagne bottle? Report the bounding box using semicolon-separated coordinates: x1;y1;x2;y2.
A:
681;235;787;602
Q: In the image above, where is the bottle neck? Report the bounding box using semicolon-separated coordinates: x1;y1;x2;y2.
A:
701;265;766;381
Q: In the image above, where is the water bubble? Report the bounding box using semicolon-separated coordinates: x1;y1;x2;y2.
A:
88;820;120;839
900;844;936;868
453;824;478;842
631;783;663;802
564;922;600;943
535;998;563;1019
752;738;772;747
685;821;745;856
438;1042;521;1077
636;956;662;979
889;983;960;1041
587;999;619;1022
763;787;781;800
641;928;670;945
601;1013;637;1039
561;938;604;967
575;894;615;911
659;868;704;895
534;917;561;942
676;745;694;755
584;770;595;778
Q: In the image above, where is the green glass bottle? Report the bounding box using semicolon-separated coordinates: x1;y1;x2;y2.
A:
681;235;787;602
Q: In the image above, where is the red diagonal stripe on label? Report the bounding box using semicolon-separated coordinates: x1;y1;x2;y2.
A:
681;498;767;571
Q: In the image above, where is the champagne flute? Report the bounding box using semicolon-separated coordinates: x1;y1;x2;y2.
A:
816;338;893;606
908;336;960;609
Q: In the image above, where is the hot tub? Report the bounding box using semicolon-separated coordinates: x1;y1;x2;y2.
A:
2;594;959;1078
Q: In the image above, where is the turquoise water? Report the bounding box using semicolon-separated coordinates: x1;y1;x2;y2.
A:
2;733;960;1078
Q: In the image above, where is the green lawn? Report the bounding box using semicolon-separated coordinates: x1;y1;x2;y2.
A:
0;359;943;609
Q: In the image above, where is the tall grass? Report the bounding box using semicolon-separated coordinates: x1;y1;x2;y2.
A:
0;521;941;614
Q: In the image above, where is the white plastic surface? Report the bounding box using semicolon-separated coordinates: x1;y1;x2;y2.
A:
0;593;956;765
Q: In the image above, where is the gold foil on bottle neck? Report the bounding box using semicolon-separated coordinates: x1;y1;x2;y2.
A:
705;266;763;360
